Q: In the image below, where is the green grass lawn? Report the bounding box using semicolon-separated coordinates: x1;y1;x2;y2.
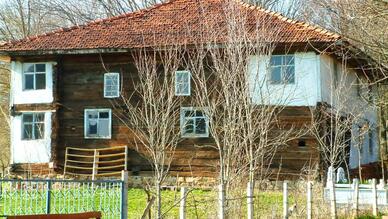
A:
0;186;385;218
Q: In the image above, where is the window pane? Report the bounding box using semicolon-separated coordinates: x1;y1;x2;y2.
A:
35;113;45;122
99;112;109;119
23;114;33;123
195;110;204;117
285;55;294;65
184;110;195;117
183;119;194;134
23;124;33;140
270;66;281;83
34;123;45;139
88;111;98;119
23;64;35;73
195;118;207;134
35;73;46;89
88;120;98;135
270;56;282;66
24;74;34;90
35;64;46;72
284;66;295;83
98;119;110;137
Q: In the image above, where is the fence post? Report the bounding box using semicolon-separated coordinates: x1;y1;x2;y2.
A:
283;181;288;219
121;171;129;219
46;180;52;214
307;181;312;219
372;178;378;216
218;184;225;219
180;187;187;219
247;181;254;219
353;179;359;217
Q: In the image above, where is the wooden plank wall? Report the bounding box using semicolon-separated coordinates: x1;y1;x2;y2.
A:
13;53;319;178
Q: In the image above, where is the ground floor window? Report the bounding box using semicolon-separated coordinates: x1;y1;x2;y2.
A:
22;112;45;140
180;107;209;138
84;109;112;139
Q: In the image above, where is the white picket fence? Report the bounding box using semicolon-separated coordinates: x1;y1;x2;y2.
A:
176;179;387;219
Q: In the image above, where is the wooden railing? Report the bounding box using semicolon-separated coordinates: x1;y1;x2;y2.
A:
64;146;128;179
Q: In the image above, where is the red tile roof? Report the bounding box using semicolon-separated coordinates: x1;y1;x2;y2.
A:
0;0;340;53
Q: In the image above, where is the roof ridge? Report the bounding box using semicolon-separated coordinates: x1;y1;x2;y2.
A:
3;0;177;47
231;0;340;39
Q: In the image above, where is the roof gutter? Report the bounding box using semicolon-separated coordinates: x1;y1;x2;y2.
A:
0;48;132;56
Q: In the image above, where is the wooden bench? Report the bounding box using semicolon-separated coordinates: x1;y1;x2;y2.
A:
7;211;102;219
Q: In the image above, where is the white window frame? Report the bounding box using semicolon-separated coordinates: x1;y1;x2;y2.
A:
269;55;295;84
175;70;191;96
22;63;47;91
180;107;209;138
84;109;112;139
21;112;45;141
104;73;120;98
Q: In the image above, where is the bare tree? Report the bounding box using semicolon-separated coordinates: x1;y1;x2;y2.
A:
112;46;183;219
186;1;304;217
309;53;377;218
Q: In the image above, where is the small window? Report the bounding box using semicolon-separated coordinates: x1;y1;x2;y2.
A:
175;71;191;96
269;55;295;84
104;73;120;98
180;107;209;138
84;109;112;139
23;63;46;90
22;113;45;140
298;140;306;147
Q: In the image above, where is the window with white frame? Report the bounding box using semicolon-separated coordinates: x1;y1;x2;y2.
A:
269;55;295;84
23;63;46;90
180;108;209;138
104;73;120;98
84;109;112;139
22;113;45;140
175;70;191;96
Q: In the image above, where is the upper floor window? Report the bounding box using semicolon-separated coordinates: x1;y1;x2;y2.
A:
84;109;111;139
180;107;209;138
175;70;191;96
22;113;45;140
23;63;46;90
269;55;295;84
104;73;120;98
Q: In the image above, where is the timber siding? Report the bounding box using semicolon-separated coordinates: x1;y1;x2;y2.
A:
10;53;319;178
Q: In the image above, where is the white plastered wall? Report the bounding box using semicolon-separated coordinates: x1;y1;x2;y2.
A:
10;111;52;163
10;61;54;104
319;54;379;168
10;61;55;164
248;52;320;106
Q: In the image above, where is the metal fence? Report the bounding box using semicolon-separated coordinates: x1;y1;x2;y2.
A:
0;178;127;219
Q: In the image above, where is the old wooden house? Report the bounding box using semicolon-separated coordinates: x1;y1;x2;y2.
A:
0;0;381;179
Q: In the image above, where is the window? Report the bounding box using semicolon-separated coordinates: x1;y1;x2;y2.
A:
104;73;120;98
175;71;191;96
180;108;209;138
298;140;306;147
23;63;46;90
22;113;45;140
269;55;295;84
84;109;112;139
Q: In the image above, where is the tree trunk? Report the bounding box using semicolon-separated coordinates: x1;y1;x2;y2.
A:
156;179;162;219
